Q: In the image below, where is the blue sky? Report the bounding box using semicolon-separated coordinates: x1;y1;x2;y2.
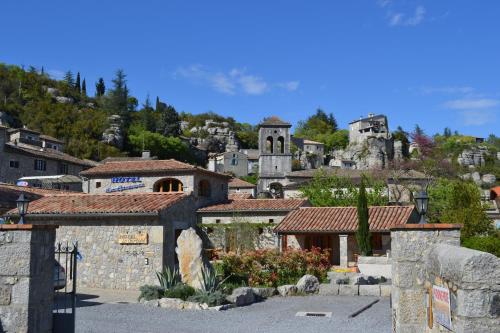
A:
1;0;499;136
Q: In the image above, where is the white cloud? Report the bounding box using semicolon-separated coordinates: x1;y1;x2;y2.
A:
389;6;426;26
460;110;496;126
277;81;300;91
377;0;391;8
419;86;475;95
174;65;297;95
47;69;65;80
443;98;499;110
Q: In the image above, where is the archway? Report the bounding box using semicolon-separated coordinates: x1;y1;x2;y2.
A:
277;136;285;153
266;136;274;153
154;178;183;192
269;182;284;199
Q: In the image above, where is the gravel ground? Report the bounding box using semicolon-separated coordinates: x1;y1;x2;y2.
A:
76;295;391;333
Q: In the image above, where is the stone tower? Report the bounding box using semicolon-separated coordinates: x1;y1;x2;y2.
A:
257;116;292;196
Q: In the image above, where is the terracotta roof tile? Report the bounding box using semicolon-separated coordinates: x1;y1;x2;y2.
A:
228;178;256;188
80;159;230;178
275;206;416;233
6;192;186;215
0;183;80;196
4;143;96;167
228;193;254;200
198;198;308;213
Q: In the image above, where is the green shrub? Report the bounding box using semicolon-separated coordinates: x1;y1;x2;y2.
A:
163;283;196;300
138;285;163;301
156;266;181;291
200;265;231;293
187;290;227;307
219;247;330;287
462;236;500;257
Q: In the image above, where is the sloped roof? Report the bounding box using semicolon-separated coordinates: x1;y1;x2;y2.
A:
260;116;291;127
198;199;308;213
275;206;416;233
4;142;95;167
39;134;64;143
302;139;324;145
6;192;187;216
228;193;254;200
80;159;230;178
228;178;256;188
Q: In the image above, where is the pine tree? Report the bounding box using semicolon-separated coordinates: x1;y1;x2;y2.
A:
414;124;424;136
95;78;105;97
75;72;81;93
81;79;87;96
157;98;180;136
356;176;372;256
64;71;74;86
108;69;130;127
443;127;452;137
141;94;156;132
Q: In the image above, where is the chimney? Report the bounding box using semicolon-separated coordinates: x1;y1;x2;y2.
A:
141;150;151;159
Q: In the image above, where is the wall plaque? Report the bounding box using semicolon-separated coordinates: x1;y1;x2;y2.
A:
118;232;148;245
432;285;452;331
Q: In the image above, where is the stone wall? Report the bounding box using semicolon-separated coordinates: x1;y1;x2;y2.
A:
0;225;55;333
390;224;499;333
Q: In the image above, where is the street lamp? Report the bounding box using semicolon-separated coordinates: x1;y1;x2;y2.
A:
414;190;429;224
16;194;30;225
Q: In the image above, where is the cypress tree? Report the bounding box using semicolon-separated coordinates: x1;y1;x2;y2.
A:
356;176;372;256
75;72;81;93
95;78;105;97
81;79;87;96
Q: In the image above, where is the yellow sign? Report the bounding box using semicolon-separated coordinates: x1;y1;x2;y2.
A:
118;232;148;245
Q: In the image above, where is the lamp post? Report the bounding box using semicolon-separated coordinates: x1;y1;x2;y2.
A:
414;190;429;224
16;194;30;225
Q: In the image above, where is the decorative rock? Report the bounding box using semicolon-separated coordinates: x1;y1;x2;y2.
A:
277;285;298;296
159;297;184;309
359;285;381;297
296;274;319;293
482;174;496;186
354;274;386;285
209;304;235;311
55;96;74;104
252;287;276;299
46;87;59;96
142;299;159;307
471;171;482;185
318;283;339;296
226;287;255;306
176;228;205;290
339;284;359;296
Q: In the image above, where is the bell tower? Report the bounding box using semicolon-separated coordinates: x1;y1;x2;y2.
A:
257;116;292;196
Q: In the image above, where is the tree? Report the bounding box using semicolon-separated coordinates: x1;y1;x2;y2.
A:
140;94;157;132
95;78;105;97
299;170;388;207
75;72;81;93
64;71;74;87
81;79;87;96
443;127;452;138
107;69;130;127
414;124;424;136
356;177;372;256
392;126;410;158
295;108;341;151
156;97;180;136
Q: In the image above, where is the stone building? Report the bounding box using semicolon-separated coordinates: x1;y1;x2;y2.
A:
329;113;403;170
239;149;259;174
0;125;96;191
80;159;230;208
228;177;256;198
197;198;308;252
275;205;418;266
257;116;293;196
9;192;196;290
207;151;248;177
291;137;325;170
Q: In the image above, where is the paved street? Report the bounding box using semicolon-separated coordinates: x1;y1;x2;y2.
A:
76;293;391;333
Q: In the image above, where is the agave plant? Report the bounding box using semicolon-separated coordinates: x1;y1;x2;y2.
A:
200;265;231;293
156;266;181;290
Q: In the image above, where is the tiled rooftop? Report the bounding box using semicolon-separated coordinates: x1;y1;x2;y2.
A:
6;192;187;215
228;178;256;188
274;206;416;233
80;159;230;178
260;116;291;127
4;142;96;167
198;198;308;213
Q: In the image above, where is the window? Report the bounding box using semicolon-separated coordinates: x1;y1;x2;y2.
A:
9;161;19;168
277;136;285;153
34;159;46;171
215;219;221;224
231;154;238;166
269;219;274;223
96;182;101;188
154;178;183;192
266;136;274;153
198;180;211;197
58;163;68;174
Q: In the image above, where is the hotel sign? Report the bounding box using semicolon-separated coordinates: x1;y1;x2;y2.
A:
432;285;452;331
106;176;145;193
118;232;148;245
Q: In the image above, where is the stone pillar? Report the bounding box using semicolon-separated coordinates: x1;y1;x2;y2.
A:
0;224;56;333
339;234;348;267
390;224;461;333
